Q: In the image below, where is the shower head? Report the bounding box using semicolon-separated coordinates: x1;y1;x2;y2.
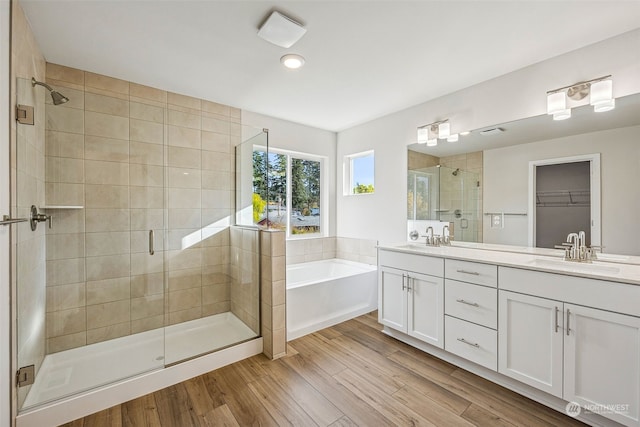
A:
31;77;69;105
452;168;460;176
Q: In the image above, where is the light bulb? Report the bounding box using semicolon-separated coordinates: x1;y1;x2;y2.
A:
594;98;615;112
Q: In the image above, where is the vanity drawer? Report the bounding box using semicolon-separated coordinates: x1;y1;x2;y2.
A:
445;315;497;371
445;279;497;329
379;249;444;277
445;259;497;287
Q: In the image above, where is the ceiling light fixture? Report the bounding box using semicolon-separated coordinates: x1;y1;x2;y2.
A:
281;54;305;69
546;75;614;120
258;11;307;48
417;119;451;146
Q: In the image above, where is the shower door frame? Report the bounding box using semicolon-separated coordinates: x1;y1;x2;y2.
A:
1;2;12;427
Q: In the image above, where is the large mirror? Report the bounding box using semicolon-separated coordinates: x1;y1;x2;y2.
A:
408;93;640;257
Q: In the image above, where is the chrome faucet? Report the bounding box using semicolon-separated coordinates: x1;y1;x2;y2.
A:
425;226;434;246
559;231;597;262
442;225;451;245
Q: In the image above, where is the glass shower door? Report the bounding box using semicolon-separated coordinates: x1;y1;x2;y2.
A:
15;76;166;411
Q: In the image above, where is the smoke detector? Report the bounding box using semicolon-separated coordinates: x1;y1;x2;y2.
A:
258;11;307;48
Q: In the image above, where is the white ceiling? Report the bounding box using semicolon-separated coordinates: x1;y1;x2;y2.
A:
20;1;640;132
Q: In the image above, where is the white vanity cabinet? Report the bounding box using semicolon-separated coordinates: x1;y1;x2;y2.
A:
444;259;498;370
378;250;444;348
499;267;640;427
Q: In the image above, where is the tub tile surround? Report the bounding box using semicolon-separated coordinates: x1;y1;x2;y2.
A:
286;236;378;265
42;62;242;353
260;230;286;359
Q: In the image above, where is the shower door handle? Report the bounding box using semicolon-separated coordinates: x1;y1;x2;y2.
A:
0;215;29;226
149;230;155;255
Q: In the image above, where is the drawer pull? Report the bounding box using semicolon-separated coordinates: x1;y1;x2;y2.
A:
456;299;479;307
457;338;480;348
456;269;480;276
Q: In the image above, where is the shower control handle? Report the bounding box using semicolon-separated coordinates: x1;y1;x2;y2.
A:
149;230;155;256
29;205;51;231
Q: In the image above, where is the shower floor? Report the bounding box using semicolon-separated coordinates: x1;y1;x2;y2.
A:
22;312;256;410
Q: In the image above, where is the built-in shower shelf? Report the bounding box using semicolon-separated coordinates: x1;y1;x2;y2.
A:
42;205;84;209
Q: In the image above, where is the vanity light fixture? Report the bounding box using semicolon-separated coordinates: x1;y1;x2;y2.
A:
460;131;471;136
546;75;614;120
447;134;459;142
281;54;305;69
417;119;450;146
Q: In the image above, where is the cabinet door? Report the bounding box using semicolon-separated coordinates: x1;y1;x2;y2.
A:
408;272;444;348
379;266;407;333
564;304;640;427
498;291;563;398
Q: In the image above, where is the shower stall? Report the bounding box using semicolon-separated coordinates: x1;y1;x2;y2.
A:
408;165;481;242
13;75;264;414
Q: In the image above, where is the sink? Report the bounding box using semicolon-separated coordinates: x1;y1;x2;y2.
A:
526;258;620;275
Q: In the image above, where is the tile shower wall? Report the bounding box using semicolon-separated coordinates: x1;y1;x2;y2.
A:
440;151;483;242
43;63;240;352
286;236;377;265
11;0;47;409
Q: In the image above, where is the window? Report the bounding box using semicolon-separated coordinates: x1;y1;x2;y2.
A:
253;147;325;237
345;150;374;195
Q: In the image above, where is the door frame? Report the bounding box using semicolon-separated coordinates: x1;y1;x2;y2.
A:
528;153;601;248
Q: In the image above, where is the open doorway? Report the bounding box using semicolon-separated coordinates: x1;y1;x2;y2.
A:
528;154;601;248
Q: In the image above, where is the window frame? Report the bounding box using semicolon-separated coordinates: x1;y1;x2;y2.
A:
257;146;327;239
344;150;375;196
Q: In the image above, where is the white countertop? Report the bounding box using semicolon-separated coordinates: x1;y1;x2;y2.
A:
378;242;640;286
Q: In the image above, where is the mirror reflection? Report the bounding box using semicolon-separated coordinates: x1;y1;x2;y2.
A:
408;93;640;257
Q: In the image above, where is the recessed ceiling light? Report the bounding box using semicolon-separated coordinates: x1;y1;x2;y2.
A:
258;11;307;48
281;54;305;69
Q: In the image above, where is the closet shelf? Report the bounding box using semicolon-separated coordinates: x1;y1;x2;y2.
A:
536;190;590;207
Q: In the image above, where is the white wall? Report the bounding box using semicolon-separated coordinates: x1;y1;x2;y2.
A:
336;29;640;245
484;125;640;255
241;111;338;236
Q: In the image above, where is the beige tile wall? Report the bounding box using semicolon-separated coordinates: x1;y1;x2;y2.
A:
43;63;241;352
11;0;47;410
286;236;377;266
260;230;286;359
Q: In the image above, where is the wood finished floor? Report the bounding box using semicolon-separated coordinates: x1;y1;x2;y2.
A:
61;312;587;427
